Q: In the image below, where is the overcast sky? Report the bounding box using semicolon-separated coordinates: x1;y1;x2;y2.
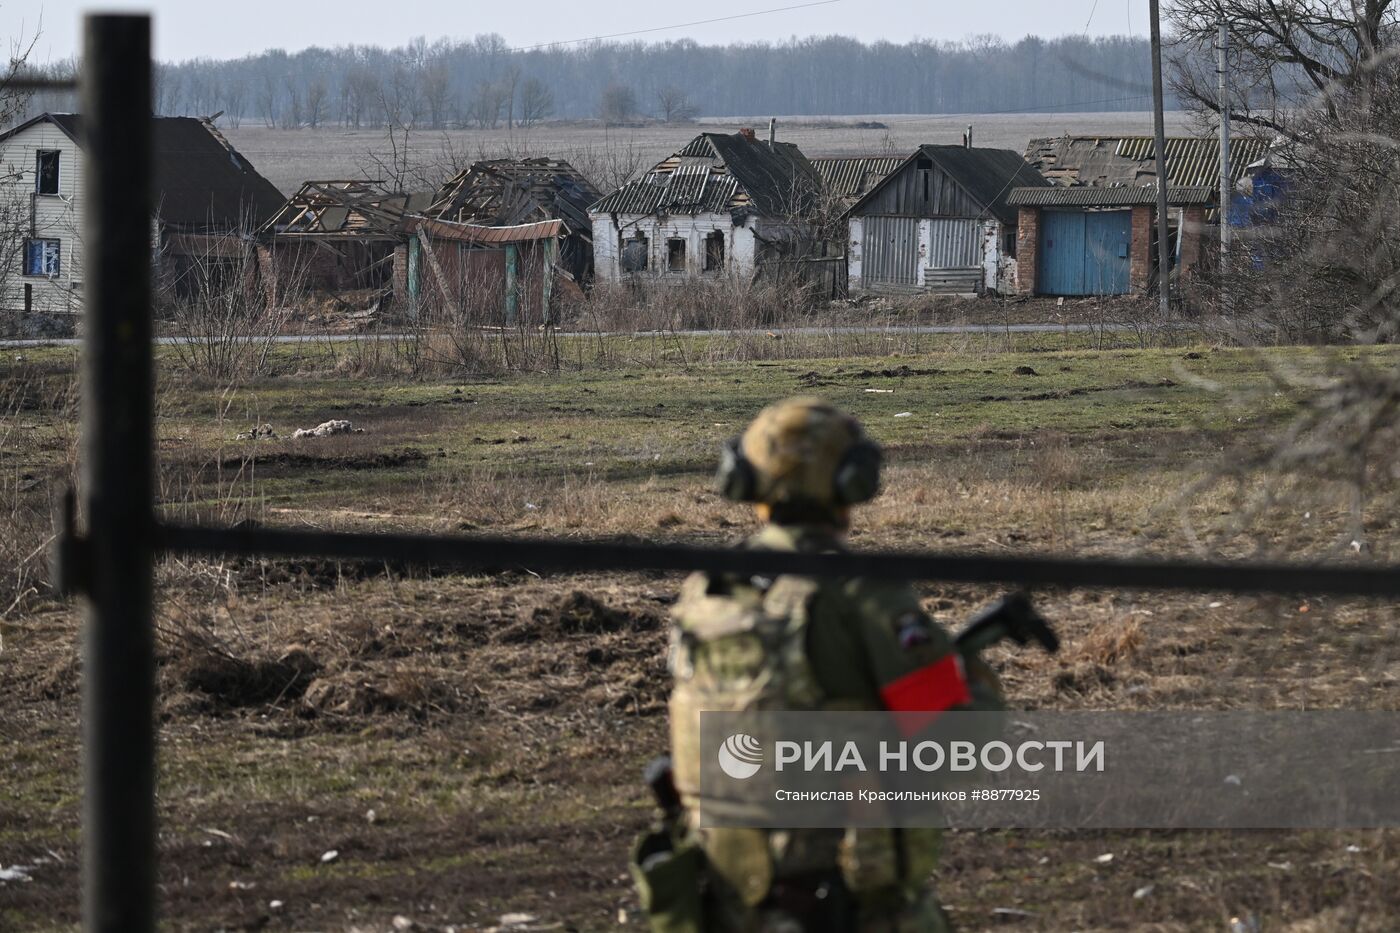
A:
7;0;1151;63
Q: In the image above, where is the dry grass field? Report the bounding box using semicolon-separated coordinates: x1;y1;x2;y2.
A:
2;335;1398;931
224;111;1199;194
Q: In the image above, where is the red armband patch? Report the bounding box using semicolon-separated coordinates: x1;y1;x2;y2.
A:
879;653;972;735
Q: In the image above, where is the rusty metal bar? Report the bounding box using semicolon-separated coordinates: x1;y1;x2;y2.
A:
80;15;155;933
157;523;1400;598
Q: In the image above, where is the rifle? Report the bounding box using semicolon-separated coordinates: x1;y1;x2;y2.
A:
955;591;1059;656
644;755;683;824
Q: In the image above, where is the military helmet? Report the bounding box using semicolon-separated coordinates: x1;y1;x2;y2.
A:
716;396;882;509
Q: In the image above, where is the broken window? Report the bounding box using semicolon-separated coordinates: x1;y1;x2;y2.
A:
667;238;686;273
23;239;60;276
704;231;725;272
620;232;648;273
1004;230;1017;259
36;150;59;195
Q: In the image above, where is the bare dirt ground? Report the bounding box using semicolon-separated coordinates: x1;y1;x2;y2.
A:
223;111;1197;194
2;341;1397;931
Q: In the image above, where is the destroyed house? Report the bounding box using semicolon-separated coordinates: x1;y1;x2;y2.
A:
0;111;284;314
1011;135;1270;296
418;158;601;292
256;180;434;302
589;130;826;285
844;144;1048;295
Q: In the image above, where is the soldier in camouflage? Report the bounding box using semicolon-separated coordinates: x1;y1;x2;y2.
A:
632;397;1004;932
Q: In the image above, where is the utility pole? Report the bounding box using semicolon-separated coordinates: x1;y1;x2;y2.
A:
1149;0;1172;315
1217;18;1231;274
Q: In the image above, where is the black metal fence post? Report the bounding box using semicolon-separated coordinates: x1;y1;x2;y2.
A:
80;14;155;933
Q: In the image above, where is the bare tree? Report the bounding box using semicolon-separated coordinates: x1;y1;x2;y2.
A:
656;86;698;123
598;84;638;125
518;77;554;128
223;78;246;128
1168;0;1397;138
257;72;278;128
422;60;453;129
466;81;506;129
500;64;521;130
305;78;328;129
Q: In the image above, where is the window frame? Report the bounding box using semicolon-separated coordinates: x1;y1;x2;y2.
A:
23;238;62;277
666;237;687;274
620;231;649;274
35;150;61;196
703;230;726;273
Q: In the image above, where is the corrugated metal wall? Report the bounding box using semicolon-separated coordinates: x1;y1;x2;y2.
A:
865;216;919;285
925;218;980;268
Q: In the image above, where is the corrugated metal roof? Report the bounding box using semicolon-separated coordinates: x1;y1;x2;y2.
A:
412;217;564;244
1006;185;1216;206
1024;134;1270;190
591;132;818;217
810;156;903;202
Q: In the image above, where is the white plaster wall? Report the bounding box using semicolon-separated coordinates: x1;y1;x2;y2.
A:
981;220;1000;292
914;219;932;288
0;122;84;313
588;211;755;282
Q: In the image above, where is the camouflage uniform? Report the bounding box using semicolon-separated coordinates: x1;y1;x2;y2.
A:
640;399;1003;933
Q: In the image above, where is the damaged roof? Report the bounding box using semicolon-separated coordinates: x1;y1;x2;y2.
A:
259;181;434;239
1024;135;1270;190
810;156;904;205
0;112;286;229
590;131;820;217
847;144;1049;224
425;158;600;237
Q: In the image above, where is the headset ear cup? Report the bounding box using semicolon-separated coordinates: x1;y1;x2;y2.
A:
834;441;882;505
716;437;759;502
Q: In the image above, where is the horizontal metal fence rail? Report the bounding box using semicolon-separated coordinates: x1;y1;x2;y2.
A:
158;523;1400;598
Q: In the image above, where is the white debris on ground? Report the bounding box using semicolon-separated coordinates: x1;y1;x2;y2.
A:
235;424;277;440
0;863;34;882
292;419;363;439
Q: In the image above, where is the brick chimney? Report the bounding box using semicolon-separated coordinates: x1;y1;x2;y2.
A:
739;127;756;141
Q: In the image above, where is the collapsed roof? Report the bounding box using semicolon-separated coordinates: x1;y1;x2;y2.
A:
590;131;821;218
426;158;601;238
1023;135;1270;190
259;181;434;239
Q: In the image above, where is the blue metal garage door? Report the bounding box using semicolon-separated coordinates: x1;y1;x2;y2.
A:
1038;211;1131;296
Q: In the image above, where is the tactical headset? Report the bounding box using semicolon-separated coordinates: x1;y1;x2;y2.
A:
715;434;883;506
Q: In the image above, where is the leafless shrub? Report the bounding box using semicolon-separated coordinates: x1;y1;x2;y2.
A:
0;361;77;619
160;227;289;381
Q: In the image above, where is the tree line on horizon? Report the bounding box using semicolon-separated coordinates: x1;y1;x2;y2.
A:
16;33;1174;130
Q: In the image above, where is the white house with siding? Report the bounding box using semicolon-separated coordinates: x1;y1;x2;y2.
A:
0;112;284;316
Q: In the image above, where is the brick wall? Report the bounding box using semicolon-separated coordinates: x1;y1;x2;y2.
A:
1014;206;1039;295
1129;205;1153;294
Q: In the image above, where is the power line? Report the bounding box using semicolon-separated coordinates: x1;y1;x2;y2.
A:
1083;0;1102;34
507;0;843;54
